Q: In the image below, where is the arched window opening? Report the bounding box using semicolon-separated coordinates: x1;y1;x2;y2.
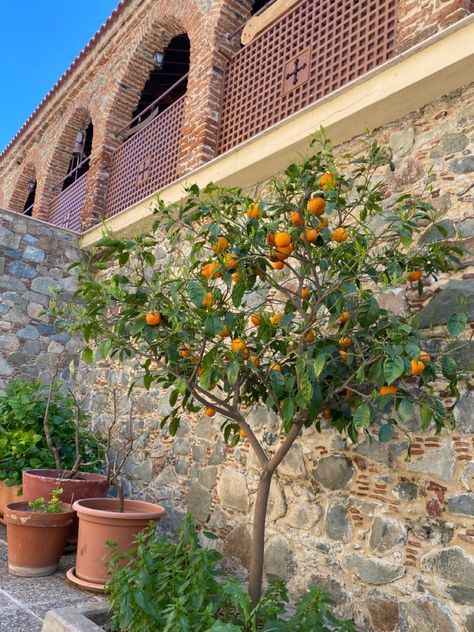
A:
22;179;36;216
127;33;190;136
62;121;94;191
251;0;275;15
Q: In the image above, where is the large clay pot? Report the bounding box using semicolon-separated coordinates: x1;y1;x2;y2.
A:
0;481;23;525
22;469;109;504
73;498;166;588
5;502;75;576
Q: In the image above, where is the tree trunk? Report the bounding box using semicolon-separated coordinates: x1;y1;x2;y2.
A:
248;468;273;609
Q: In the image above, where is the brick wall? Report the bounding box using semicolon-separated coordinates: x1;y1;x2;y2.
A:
0;208;81;390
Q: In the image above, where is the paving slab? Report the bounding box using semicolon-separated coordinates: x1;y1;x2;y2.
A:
0;526;106;632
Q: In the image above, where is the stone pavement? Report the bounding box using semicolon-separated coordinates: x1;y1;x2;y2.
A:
0;525;106;631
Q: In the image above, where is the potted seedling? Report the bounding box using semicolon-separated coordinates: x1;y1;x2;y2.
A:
21;371;108;507
68;389;166;591
5;488;75;577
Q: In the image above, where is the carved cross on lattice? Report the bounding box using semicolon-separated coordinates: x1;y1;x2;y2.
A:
282;48;311;95
136;157;152;186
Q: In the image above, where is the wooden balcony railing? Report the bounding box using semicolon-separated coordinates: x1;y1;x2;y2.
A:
49;172;88;232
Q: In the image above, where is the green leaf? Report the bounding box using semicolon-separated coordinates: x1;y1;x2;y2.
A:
358;297;380;328
188;281;206;307
405;342;419;359
205;315;223;337
420;404;433;429
378;423;394;443
82;347;93;365
169;417;180;436
383;357;404;384
231;281;246;308
227;361;240;385
442;356;457;380
368;358;383;384
353;403;371;429
313;353;326;378
300;372;312;404
397;398;414;422
447;312;467;337
281;398;295;424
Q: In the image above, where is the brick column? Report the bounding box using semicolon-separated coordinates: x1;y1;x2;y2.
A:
396;0;473;53
80;147;114;230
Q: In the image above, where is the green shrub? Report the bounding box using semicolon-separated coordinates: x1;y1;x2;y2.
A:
107;515;355;632
0;378;103;487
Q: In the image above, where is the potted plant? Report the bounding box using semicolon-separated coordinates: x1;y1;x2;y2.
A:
68;389;166;591
5;488;75;577
21;373;108;507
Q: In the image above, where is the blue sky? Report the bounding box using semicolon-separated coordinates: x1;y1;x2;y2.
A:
0;0;119;152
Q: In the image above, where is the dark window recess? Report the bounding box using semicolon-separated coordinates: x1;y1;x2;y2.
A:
130;33;190;131
62;122;94;191
251;0;276;15
22;182;36;216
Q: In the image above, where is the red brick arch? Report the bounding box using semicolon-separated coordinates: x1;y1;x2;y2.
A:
7;161;37;213
35;107;92;221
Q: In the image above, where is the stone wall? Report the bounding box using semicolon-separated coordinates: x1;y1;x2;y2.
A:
76;82;474;632
0;208;81;390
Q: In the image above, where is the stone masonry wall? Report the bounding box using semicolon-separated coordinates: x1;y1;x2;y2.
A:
77;82;474;632
0;208;81;391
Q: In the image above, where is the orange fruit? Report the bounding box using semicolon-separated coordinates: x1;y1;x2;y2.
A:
379;385;397;397
411;359;425;376
301;287;311;299
339;336;352;349
243;347;250;358
232;272;242;283
219;325;230;338
338;311;350;324
230;338;247;353
420;351;431;363
212;236;229;254
197;367;204;376
204;407;216;417
272;260;284;270
247;202;260;219
270;313;283;327
305;331;315;343
332;227;349;242
179;349;190;358
146;311;162;326
290;211;303;227
320;172;335;190
250;314;261;326
339;350;347;363
318;217;329;230
322;408;332;420
202;292;214;308
307;197;326;215
408;269;422;282
224;254;239;270
202;261;221;279
305;228;319;243
249;355;260;366
271;363;282;372
239;428;247;438
274;232;292;248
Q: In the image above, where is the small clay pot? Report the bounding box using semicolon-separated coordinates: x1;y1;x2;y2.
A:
0;481;23;525
73;498;166;587
5;502;76;577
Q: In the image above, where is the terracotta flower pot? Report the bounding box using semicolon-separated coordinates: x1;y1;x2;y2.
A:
5;502;75;577
22;469;109;504
73;498;166;587
0;481;24;525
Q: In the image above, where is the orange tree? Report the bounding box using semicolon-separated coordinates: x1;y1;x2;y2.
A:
61;136;468;607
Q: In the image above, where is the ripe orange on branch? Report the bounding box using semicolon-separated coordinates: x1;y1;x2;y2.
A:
332;227;349;242
305;228;319;243
219;325;230;338
270;313;283;327
301;287;311;299
338;311;350;324
202;261;221;279
224;254;239;270
202;292;214;308
339;336;352;349
247;202;260;219
274;232;292;248
250;314;261;326
411;359;425;376
249;355;261;366
419;351;431;363
307;197;326;216
230;338;247;353
212;236;229;254
290;211;303;227
271;363;282;372
408;269;422;282
320;172;335;190
146;311;162;326
272;260;284;270
305;331;315;343
379;385;397;396
204;407;216;418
